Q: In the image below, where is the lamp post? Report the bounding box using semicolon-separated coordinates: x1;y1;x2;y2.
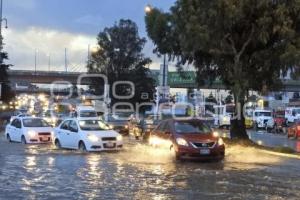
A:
47;53;51;72
0;0;8;62
34;49;38;74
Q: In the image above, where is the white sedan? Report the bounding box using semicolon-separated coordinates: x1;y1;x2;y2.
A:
53;119;123;152
5;117;54;144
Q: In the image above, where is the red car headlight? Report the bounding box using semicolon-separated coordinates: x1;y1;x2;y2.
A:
218;138;224;146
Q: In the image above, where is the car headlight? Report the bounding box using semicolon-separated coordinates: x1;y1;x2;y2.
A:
176;138;188;146
117;135;123;141
28;130;37;138
218;138;224;146
213;131;219;137
88;135;98;142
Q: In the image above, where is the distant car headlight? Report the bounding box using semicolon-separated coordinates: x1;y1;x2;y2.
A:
117;135;123;141
213;131;219;137
218;138;224;146
28;130;37;138
176;138;188;146
88;135;98;142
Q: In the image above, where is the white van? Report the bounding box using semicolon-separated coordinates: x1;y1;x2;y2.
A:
213;104;234;128
285;107;300;123
73;106;99;120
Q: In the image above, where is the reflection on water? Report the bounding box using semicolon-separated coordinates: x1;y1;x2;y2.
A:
296;141;300;152
0;136;299;199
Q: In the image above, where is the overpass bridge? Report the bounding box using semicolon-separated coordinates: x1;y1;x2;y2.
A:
7;69;300;92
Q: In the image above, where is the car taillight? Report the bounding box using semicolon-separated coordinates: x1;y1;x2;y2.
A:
297;126;300;131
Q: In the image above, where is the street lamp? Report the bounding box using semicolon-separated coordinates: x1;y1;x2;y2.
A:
145;4;152;13
0;0;8;59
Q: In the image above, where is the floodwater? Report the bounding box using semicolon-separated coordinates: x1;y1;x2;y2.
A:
0;134;300;200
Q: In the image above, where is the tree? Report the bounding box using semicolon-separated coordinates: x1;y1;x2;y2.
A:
0;36;14;103
146;0;300;139
87;19;155;109
225;94;234;104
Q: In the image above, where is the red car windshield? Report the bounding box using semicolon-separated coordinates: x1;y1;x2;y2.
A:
174;121;211;134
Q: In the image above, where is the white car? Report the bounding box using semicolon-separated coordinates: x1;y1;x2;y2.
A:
285;107;300;123
53;118;123;152
10;113;31;123
5;117;53;144
252;109;274;130
71;106;99;120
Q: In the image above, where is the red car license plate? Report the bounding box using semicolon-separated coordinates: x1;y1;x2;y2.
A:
200;149;210;155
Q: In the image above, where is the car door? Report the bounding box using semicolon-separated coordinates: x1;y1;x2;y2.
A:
14;119;23;142
67;120;80;148
8;119;18;141
57;120;71;148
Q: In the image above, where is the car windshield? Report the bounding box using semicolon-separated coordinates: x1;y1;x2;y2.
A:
80;111;97;118
79;120;110;131
23;118;51;127
174;121;211;134
255;112;271;117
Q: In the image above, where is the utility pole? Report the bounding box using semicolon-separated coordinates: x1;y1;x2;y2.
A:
65;48;68;72
48;54;51;72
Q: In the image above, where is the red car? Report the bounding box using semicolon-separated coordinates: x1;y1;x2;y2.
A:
149;119;225;161
273;111;286;133
287;120;300;139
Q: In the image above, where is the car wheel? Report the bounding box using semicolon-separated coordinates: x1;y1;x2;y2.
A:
21;135;26;144
79;141;87;152
6;134;11;142
55;139;61;149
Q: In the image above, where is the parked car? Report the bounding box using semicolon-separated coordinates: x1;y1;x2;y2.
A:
252;109;274;131
149;119;225;161
53;119;123;152
273;110;286;133
5;117;53;144
287;120;300;139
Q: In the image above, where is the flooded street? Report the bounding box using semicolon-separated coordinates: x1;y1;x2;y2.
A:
0;133;300;200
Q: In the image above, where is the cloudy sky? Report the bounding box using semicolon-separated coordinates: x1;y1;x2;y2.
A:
2;0;177;72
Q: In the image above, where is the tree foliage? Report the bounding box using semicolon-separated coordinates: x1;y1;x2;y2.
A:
145;0;300;138
87;19;155;108
0;47;14;103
